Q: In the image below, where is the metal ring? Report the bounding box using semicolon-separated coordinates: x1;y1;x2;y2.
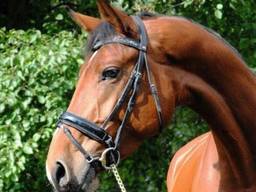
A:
99;147;120;170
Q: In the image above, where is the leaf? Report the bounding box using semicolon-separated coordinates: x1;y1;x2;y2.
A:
23;145;33;155
55;14;63;21
38;96;46;104
29;34;38;43
22;98;32;108
22;120;30;129
0;103;5;113
214;9;223;19
17;71;25;81
216;3;223;9
32;133;41;142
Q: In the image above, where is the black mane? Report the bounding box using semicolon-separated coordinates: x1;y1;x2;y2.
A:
87;22;116;53
137;12;157;18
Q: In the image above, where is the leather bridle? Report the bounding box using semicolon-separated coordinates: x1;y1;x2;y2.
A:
57;16;163;170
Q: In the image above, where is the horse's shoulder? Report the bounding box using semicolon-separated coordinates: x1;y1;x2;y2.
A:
169;131;212;171
167;131;219;192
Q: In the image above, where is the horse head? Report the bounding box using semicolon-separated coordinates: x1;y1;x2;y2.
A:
46;1;174;191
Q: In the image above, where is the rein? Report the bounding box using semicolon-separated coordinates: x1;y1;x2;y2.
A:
56;16;163;191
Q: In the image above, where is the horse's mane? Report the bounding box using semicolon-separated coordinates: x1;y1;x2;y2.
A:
86;22;117;53
86;13;245;67
191;20;244;61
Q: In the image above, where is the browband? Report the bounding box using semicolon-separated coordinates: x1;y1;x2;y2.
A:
92;36;146;52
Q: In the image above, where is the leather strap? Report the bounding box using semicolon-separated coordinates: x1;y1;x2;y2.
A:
58;112;114;147
92;36;145;52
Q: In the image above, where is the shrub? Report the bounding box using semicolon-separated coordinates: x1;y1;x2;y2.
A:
0;28;86;191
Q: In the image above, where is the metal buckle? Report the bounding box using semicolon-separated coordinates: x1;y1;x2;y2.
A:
87;156;100;164
135;71;142;78
99;147;120;170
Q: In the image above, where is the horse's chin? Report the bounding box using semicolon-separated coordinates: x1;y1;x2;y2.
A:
80;177;99;192
78;166;100;192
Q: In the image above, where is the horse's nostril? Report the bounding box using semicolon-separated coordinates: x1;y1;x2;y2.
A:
55;161;69;187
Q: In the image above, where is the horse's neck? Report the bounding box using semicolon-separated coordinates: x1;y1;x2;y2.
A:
153;17;256;188
183;69;255;188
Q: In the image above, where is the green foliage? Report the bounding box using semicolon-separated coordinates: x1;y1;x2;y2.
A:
0;0;255;191
0;0;97;31
0;28;86;191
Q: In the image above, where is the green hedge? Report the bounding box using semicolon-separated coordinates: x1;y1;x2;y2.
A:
0;0;255;191
0;29;86;191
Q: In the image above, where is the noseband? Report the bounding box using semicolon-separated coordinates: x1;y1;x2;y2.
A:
57;16;163;170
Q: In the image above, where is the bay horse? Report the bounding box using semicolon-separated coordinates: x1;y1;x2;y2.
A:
46;0;256;191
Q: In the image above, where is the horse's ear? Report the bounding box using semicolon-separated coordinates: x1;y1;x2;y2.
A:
96;0;138;38
69;9;101;32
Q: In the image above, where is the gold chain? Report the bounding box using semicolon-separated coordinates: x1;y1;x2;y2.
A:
110;164;127;192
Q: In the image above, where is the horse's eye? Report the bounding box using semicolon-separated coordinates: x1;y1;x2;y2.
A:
102;67;120;80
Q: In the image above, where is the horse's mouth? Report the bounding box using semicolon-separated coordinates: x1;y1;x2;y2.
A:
80;167;99;192
80;177;99;192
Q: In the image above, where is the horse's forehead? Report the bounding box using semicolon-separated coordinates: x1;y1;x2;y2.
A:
88;50;99;64
87;44;136;66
